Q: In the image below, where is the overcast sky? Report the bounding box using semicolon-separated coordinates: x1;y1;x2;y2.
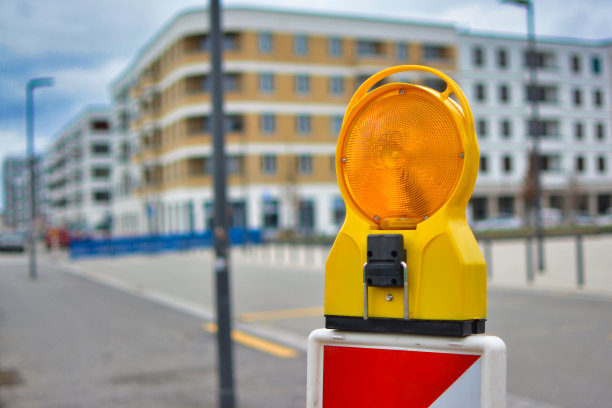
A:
1;0;611;208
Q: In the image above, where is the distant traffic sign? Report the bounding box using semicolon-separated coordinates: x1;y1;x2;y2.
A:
307;329;506;407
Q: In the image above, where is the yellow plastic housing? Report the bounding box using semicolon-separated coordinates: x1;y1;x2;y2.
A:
325;65;486;322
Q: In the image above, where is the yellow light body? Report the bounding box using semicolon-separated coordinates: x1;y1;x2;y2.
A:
325;66;486;326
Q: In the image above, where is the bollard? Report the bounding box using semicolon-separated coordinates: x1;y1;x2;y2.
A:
526;236;534;284
576;234;585;289
484;239;493;278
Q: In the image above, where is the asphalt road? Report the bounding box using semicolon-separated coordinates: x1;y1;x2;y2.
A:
2;250;612;407
0;255;305;408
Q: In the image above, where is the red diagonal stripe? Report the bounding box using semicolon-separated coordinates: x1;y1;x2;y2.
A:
323;345;480;407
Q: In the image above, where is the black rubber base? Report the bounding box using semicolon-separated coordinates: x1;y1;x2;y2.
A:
325;315;486;337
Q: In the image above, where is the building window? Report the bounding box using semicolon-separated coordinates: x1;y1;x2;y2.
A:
574;122;584;140
91;120;109;131
258;32;273;53
470;197;487;221
262;199;279;228
357;39;383;57
329;76;344;95
332;197;346;226
91;167;111;179
524;50;556;70
475;83;486;102
570;54;581;73
424;78;445;92
598;194;611;214
598;156;606;173
92;191;111;203
476;119;487;138
226;115;244;132
498;84;510;103
298;154;313;174
575;155;585;172
296;115;311;134
528;119;559;139
591;56;602;74
396;42;408;60
298;199;315;233
259;73;274;93
331;115;343;135
295;74;310;94
328;37;342;57
227;156;244;175
502;155;513;174
472;46;485;67
498;196;515;214
526;85;558;103
500;119;512;139
479;155;488;173
497;48;509;69
593;89;604;107
91;143;110;155
261;155;277;175
223;33;240;51
596;123;605;141
573;88;582;106
423;45;447;61
223;73;240;92
540;155;561;172
294;34;308;55
261;114;276;134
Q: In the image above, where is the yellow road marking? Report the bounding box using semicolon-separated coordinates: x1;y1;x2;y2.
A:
239;306;324;322
203;322;299;358
608;332;612;341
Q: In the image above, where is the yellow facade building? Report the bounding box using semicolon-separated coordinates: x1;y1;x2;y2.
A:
110;7;458;236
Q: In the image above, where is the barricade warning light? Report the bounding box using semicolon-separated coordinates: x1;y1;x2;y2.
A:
325;65;486;336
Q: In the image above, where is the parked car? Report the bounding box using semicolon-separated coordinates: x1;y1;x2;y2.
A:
473;213;523;231
45;227;70;249
568;212;596;226
0;233;26;252
596;208;612;226
537;208;563;228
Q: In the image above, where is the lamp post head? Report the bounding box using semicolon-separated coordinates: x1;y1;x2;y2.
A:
500;0;531;6
27;77;54;90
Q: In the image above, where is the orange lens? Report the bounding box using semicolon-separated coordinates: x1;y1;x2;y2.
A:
341;86;464;225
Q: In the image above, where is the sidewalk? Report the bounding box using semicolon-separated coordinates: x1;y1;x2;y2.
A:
480;234;612;297
227;234;612;297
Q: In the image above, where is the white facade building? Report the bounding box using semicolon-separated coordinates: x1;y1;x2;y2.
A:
458;32;612;221
44;106;114;233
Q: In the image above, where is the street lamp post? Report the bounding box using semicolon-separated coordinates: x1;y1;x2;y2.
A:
502;0;545;271
26;77;54;280
209;1;236;407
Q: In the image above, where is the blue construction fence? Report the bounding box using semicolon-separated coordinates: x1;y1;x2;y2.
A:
69;228;262;260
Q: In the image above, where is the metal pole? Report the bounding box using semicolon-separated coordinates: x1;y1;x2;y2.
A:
25;77;53;280
210;1;236;407
26;84;36;280
526;236;534;284
576;234;585;288
525;2;545;272
484;239;493;278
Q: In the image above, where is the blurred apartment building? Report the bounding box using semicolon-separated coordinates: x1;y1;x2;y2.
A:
459;32;612;221
89;6;611;237
2;155;42;231
109;7;459;237
43;106;114;233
